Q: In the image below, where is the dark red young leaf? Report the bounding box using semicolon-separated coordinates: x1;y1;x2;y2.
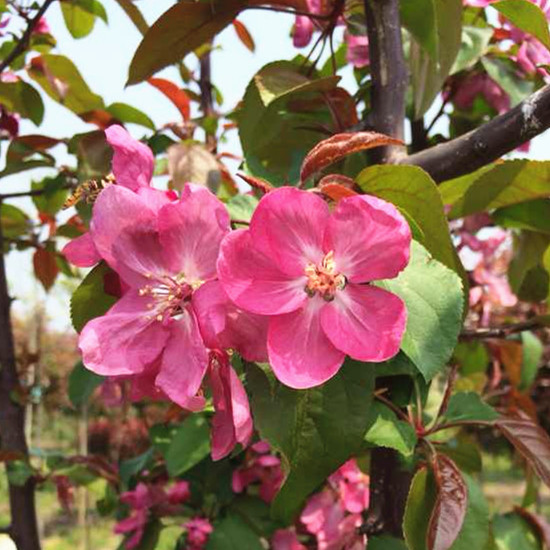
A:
300;131;403;182
514;507;550;549
496;412;550;487
232;19;255;52
427;454;468;550
33;247;60;291
148;77;191;121
323;88;359;130
318;174;358;203
80;109;116;129
6;134;61;163
236;172;273;194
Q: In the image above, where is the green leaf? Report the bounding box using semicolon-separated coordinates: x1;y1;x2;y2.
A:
61;0;108;39
493;199;550;235
238;61;340;185
520;331;543;391
229;496;280;538
119;448;154;487
206;514;263;550
32;174;69;215
0;80;44;125
410;0;462;117
70;263;117;333
439;434;483;473
7;461;34;486
492;0;550;49
149;424;178;456
378;241;464;381
482;56;534;107
128;0;246;84
28;54;104;114
69;130;112;179
68;361;103;408
404;469;490;550
113;0;148;35
245;358;374;523
442;392;499;424
356;164;466;281
368;536;408;550
106;102;155;130
452;26;493;74
493;512;544;550
226;194;258;223
1;204;29;239
364;401;417;457
510;230;550;302
453;341;490;376
401;0;437;60
165;415;210;477
442;161;550;219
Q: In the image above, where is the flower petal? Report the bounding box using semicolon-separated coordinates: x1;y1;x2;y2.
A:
320;283;406;362
105;125;153;190
250;187;328;276
79;290;169;376
193;281;268;362
325;194;411;283
218;229;307;315
268;298;344;389
155;310;207;411
90;185;157;268
158;184;230;283
62;231;101;267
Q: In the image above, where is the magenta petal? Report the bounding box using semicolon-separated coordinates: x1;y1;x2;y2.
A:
90;185;157;268
325;194;411;283
155;311;207;411
158;184;230;282
79;291;169;376
62;231;101;267
105;125;154;191
218;229;307;315
193;281;268;362
320;283;406;362
268;299;345;389
250;187;329;276
293;15;314;47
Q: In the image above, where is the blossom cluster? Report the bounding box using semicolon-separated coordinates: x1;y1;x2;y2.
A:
63;125;410;462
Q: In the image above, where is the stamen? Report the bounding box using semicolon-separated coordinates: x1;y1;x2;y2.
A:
304;251;347;301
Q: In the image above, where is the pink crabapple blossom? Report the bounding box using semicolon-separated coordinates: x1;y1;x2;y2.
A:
218;187;411;389
184;517;214;550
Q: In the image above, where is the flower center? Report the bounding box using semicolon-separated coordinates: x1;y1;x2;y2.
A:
304;251;346;302
139;275;200;323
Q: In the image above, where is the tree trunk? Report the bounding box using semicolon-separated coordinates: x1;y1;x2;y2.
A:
0;211;41;550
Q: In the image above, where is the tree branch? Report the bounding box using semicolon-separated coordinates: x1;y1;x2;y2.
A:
0;202;41;550
0;0;56;73
404;83;550;183
460;317;547;340
363;0;407;163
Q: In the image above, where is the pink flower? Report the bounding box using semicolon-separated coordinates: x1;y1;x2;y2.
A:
272;529;307;550
78;182;230;411
207;350;253;460
328;459;369;514
231;441;283;502
184;518;213;550
33;17;51;34
115;508;148;550
453;73;510;114
345;33;369;68
218;188;410;389
515;39;550;77
166;481;191;505
63;125;157;268
293;15;315;48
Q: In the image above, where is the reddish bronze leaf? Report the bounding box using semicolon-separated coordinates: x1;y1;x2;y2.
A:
497;412;550;487
427;454;468;550
232;19;255;52
300;131;403;182
236;172;273;194
33;247;59;291
148;77;191;121
6;134;61;163
318;174;357;203
323;88;359;129
80;109;116;129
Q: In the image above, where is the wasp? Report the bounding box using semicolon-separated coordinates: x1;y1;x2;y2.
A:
63;173;116;210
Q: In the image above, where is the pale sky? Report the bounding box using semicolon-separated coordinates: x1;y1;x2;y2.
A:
4;1;549;331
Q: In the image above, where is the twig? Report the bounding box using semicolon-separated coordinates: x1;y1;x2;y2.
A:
460;317;547;340
0;183;72;201
435;364;458;421
374;391;410;423
0;0;56;73
404;83;550;182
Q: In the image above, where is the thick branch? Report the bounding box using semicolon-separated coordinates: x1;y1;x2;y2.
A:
404;84;550;183
363;0;407;163
0;0;56;73
460;317;547;340
0;203;41;550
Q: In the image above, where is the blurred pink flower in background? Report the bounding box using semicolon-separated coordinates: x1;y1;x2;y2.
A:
184;518;213;550
452;73;510;114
